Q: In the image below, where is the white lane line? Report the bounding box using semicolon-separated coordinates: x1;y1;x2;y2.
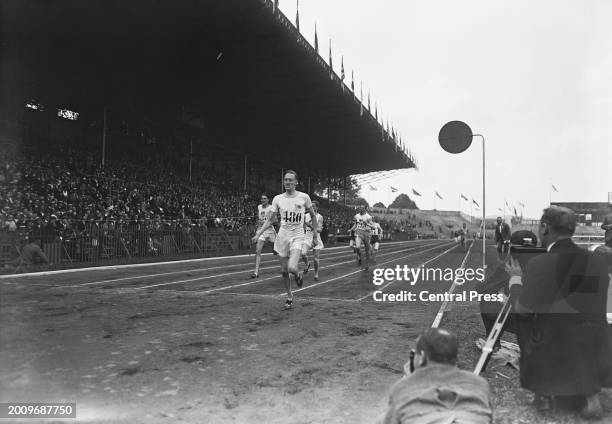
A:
182;243;446;294
208;292;361;303
133;244;428;290
71;249;346;286
69;241;427;287
356;243;459;301
286;242;455;296
431;241;475;328
0;240;423;279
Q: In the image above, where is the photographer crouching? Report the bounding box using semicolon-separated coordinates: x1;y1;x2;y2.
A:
506;206;612;418
381;328;492;424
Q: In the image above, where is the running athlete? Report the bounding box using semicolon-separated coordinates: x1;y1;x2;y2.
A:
301;200;324;281
349;228;356;252
252;170;317;309
458;223;467;250
370;217;383;264
353;206;374;270
251;194;277;278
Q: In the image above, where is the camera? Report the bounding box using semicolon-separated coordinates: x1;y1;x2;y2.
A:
508;230;547;255
509;245;547;255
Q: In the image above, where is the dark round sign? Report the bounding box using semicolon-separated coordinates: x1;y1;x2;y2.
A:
438;121;473;154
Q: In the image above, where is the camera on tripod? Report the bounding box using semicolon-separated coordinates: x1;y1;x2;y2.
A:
508;230;547;255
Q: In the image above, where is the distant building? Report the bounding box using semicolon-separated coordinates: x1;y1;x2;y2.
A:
551;202;610;226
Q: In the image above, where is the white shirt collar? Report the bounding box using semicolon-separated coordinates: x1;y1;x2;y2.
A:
546;241;557;252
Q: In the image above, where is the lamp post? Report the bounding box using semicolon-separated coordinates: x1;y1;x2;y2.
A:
438;121;486;271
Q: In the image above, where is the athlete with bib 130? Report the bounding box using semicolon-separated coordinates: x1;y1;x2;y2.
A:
252;170;318;309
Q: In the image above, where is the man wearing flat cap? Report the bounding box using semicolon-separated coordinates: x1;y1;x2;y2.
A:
506;206;612;418
382;328;492;424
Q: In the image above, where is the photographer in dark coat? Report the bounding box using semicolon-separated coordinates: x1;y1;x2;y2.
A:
506;206;612;418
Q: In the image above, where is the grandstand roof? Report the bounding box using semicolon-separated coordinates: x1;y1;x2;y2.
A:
2;0;416;176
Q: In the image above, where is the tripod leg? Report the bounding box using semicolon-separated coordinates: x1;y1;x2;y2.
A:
474;297;513;375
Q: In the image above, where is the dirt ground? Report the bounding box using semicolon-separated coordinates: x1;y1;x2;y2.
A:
0;240;611;423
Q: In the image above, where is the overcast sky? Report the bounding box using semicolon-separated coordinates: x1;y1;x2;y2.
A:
280;0;611;218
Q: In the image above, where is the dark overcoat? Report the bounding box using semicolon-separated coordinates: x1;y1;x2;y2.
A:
515;238;612;396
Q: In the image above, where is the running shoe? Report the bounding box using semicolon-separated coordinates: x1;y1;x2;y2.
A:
284;299;293;310
296;273;304;288
251;272;259;279
314;275;319;281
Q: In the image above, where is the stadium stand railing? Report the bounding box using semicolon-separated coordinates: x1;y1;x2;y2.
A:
0;220;258;271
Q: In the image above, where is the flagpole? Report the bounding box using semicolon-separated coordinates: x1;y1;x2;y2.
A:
473;134;486;272
549;184;551;206
470;200;473;224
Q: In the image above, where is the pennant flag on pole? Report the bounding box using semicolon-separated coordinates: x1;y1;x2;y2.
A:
435;191;443;199
314;23;318;53
295;0;300;31
340;56;345;81
412;189;421;196
472;199;479;207
551;184;558;192
369;185;377;191
360;81;363;116
390;186;398;193
461;194;468;201
328;40;333;78
367;92;371;111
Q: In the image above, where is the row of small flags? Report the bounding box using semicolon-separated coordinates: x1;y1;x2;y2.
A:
496;200;528;216
281;0;407;157
369;186;479;204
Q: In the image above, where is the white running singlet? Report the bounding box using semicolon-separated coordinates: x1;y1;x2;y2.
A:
371;222;383;237
354;213;374;234
271;191;312;236
257;204;277;240
257;204;273;227
305;213;324;235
